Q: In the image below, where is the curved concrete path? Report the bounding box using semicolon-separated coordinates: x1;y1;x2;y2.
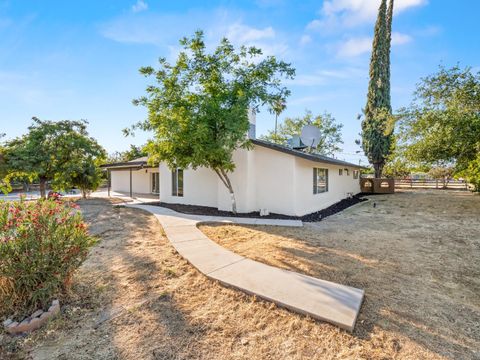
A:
127;204;364;332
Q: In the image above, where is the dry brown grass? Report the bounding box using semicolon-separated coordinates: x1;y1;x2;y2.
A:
1;191;478;359
200;190;480;360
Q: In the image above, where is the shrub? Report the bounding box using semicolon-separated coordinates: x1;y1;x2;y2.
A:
0;199;96;318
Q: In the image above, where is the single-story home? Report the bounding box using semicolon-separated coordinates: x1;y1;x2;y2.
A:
103;115;363;216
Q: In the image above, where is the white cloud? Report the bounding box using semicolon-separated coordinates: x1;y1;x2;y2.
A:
336;31;412;57
132;0;148;13
100;10;288;58
309;0;427;30
226;23;275;44
289;67;364;86
391;31;412;45
306;19;322;31
337;36;372;57
300;34;312;46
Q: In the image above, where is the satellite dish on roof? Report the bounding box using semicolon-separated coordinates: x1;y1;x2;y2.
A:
300;125;321;149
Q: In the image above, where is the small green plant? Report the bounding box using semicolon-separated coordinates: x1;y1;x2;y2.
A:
0;199;96;318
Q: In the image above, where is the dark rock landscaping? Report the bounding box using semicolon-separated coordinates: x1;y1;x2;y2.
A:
150;195;367;222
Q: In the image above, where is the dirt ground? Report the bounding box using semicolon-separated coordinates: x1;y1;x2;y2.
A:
1;190;479;359
201;190;480;360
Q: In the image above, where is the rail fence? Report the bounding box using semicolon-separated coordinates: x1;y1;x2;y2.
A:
394;178;469;190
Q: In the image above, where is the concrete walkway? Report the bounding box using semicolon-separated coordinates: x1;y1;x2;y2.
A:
127;204;364;332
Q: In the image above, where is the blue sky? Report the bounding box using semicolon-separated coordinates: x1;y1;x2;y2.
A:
0;0;478;164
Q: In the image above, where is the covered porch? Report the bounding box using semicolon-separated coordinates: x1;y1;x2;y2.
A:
100;157;160;199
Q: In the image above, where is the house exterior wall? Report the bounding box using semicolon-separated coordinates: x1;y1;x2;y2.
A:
159;162;218;207
217;148;257;213
110;168;159;194
251;146;297;215
158;145;361;216
293;158;361;216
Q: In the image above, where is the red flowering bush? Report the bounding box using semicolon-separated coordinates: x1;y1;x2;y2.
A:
0;199;96;317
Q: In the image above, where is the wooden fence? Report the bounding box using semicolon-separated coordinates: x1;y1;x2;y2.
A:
394;178;469;190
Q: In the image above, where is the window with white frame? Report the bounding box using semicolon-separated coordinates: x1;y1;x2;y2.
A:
313;168;328;194
353;170;359;179
339;168;343;176
172;168;184;197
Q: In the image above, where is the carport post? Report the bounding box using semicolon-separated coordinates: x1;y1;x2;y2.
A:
107;169;111;197
129;168;133;198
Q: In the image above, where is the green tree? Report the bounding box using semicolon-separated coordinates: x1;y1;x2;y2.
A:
106;145;148;164
270;98;286;137
68;158;105;198
382;157;411;179
398;66;480;191
132;31;295;212
458;153;480;191
122;144;147;161
361;0;395;178
428;166;454;189
261;110;343;156
0;135;9;194
4;118;106;198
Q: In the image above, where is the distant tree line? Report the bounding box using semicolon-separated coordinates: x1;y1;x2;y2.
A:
106;144;148;164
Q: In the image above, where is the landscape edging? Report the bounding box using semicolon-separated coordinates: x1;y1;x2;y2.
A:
3;299;60;335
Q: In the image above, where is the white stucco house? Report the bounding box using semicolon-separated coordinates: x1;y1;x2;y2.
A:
158;139;362;216
103;116;363;216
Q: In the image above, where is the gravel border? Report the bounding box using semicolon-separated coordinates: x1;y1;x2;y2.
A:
149;195;367;222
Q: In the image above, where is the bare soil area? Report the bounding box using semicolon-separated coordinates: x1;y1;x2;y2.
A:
200;190;480;360
1;190;478;359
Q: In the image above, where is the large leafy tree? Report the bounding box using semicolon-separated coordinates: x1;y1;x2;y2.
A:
361;0;395;178
398;66;480;191
4;118;106;198
261;110;343;156
382;146;412;179
132;31;295;212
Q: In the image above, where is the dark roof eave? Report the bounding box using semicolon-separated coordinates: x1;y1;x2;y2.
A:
251;139;366;169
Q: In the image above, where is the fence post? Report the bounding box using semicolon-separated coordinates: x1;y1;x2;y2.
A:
436;179;438;189
411;178;413;188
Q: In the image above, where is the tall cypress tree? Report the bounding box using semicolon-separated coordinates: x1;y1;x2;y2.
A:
362;0;395;178
384;0;394;107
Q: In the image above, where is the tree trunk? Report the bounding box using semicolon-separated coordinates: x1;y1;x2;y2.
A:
39;177;47;199
23;181;30;192
214;168;237;214
373;163;384;178
82;189;87;199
